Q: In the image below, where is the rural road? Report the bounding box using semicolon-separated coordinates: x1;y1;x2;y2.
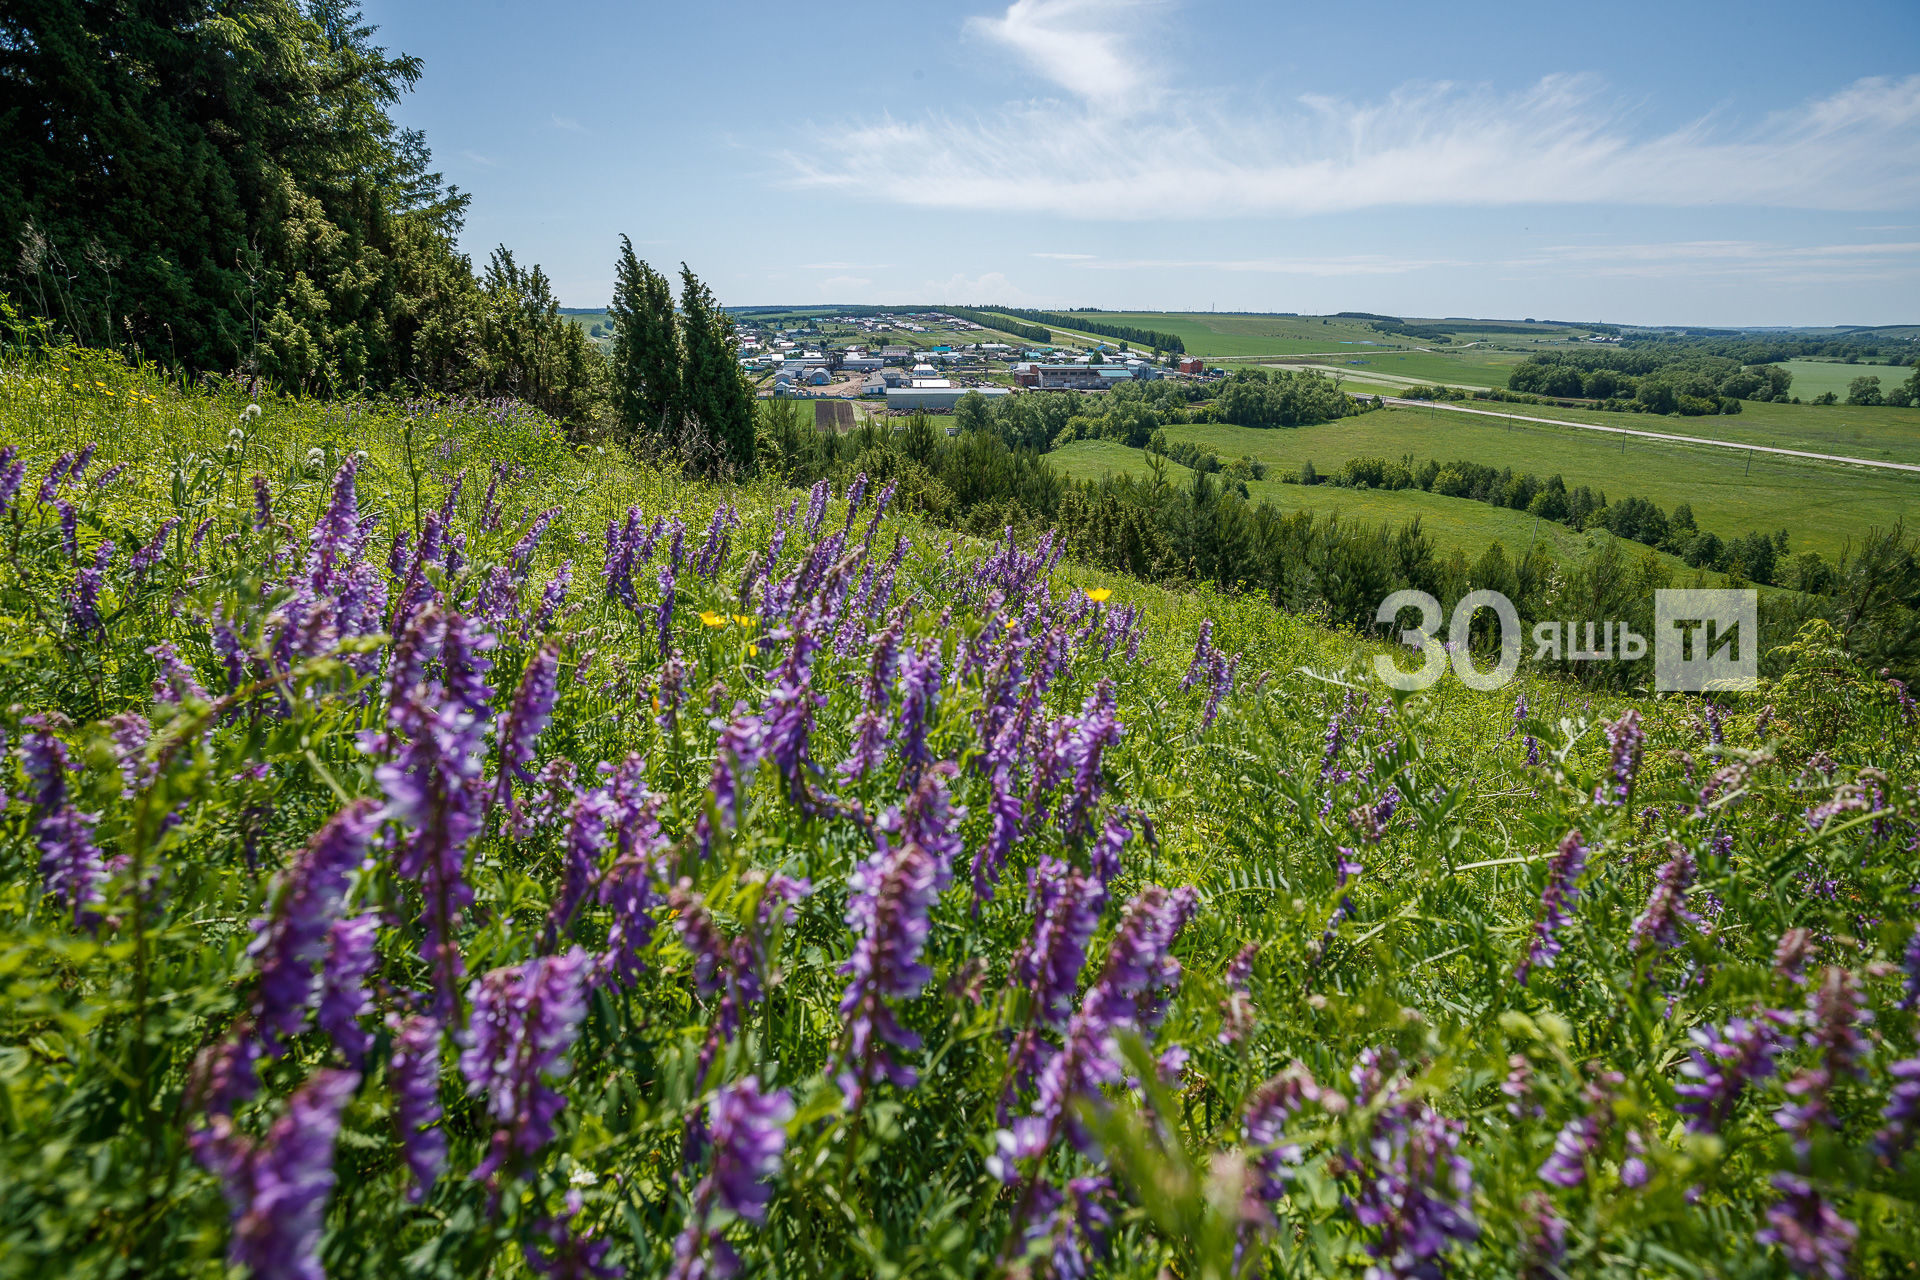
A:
1370;396;1920;475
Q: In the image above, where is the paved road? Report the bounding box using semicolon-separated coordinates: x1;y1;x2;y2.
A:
1370;397;1920;475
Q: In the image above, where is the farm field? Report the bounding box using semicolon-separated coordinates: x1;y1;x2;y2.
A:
1775;357;1914;400
1048;436;1715;574
1260;346;1527;389
1151;406;1920;558
1040;311;1595;360
1392;394;1920;468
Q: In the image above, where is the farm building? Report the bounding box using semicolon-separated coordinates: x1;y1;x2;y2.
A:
884;386;1012;412
881;346;912;363
840;355;883;371
1178;356;1204;375
1031;364;1133;390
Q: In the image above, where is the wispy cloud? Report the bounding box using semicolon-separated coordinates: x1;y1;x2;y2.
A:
800;261;893;271
551;114;588;134
1506;239;1920;284
1073;253;1469;276
785;53;1920;218
460;149;500;168
964;0;1168;106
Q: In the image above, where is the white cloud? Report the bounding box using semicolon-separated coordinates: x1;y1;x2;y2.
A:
964;0;1167;106
1505;239;1920;284
919;271;1035;304
785;73;1920;218
460;150;500;168
551;114;587;134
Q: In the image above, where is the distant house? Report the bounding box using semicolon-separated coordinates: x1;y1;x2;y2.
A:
881;345;913;363
1178;356;1204;375
841;355;883;372
880;368;908;388
909;362;940;380
861;375;887;396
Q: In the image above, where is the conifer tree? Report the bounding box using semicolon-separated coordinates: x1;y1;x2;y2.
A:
675;264;756;474
608;238;681;443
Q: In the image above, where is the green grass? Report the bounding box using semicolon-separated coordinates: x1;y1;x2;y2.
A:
1377;395;1920;469
1147;406;1918;559
1776;358;1915;400
1256;347;1531;390
1048;436;1716;574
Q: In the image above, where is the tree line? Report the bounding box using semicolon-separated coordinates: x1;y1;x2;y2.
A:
2;0;610;419
938;308;1052;344
987;308;1187;354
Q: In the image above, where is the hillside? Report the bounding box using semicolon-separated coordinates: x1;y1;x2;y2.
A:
2;348;1918;1278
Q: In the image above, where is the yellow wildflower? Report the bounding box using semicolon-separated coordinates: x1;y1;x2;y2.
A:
1087;587;1113;603
699;610;726;628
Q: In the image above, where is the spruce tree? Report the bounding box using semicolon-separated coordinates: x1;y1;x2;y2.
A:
608;238;681;443
676;264;756;474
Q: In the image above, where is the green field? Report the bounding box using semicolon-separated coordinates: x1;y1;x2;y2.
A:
1064;311;1594;360
1775;358;1915;400
1049;436;1718;576
1376;395;1920;469
1260;347;1533;389
1145;406;1917;559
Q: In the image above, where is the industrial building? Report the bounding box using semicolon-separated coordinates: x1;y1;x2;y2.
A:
883;385;1012;412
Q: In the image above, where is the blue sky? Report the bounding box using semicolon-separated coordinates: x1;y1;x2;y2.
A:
362;0;1920;325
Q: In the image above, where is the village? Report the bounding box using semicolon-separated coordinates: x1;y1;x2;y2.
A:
731;309;1217;415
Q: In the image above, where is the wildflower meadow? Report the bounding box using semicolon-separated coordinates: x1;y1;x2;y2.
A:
1;349;1917;1280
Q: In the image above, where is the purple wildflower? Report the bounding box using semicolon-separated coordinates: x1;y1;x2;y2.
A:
1089;809;1131;887
197;1068;360;1280
1675;1016;1785;1133
1181;619;1215;692
1756;1174;1855;1280
251;474;274;532
703;1076;793;1223
459;948;593;1180
68;553;106;635
1593;709;1643;805
894;642;941;787
1538;1073;1619;1189
495;644;559;813
526;561;572;638
1874;1058;1920;1160
317;914;379;1066
655;563;675;652
57;500;76;557
1516;831;1586;985
836;836;943;1106
1059;681;1121;839
248;799;382;1048
1218;942;1259;1045
1014;857;1106;1032
372;609;492;1014
1243;1064;1329;1202
130;516;181;577
388;1014;447;1201
511;507;560;575
1629;843;1698;955
1342;1054;1479;1280
36;804;105;926
35;451;72;504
